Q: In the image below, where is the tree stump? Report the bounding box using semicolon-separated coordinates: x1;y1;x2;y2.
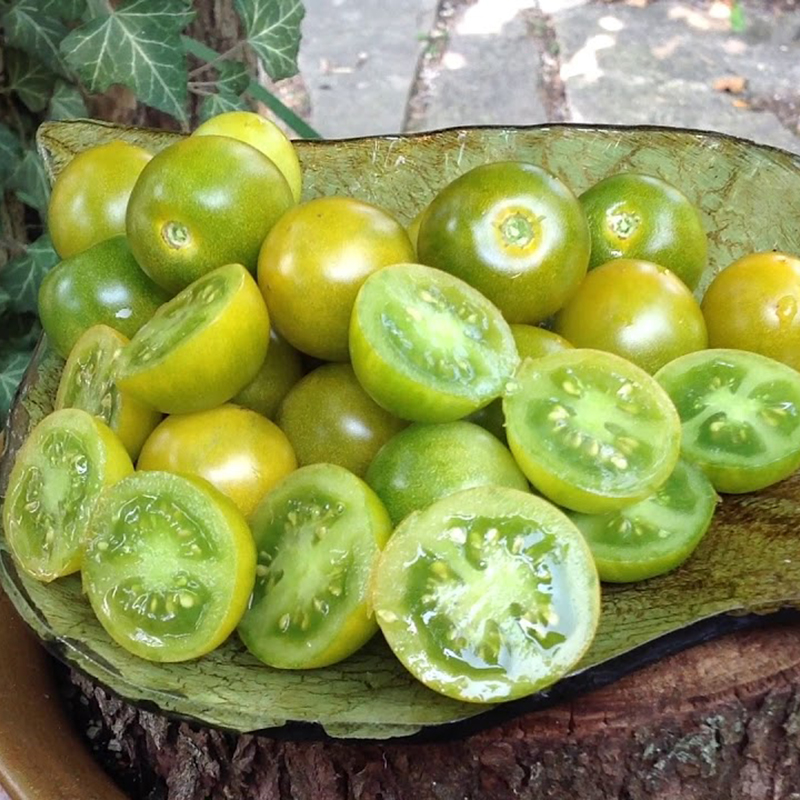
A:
60;618;800;800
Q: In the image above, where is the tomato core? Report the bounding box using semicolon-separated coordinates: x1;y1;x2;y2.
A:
607;206;640;240
162;221;191;250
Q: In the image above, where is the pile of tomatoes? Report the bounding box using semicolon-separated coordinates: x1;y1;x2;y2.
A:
5;111;800;706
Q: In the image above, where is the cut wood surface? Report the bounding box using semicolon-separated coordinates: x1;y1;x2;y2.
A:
63;619;800;800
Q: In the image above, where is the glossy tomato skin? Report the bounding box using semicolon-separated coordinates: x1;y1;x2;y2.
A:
232;328;304;419
48;141;152;259
701;251;800;371
579;172;708;289
258;196;414;361
38;236;170;359
193;111;303;202
417;161;590;324
277;363;407;478
554;259;708;374
137;404;297;518
365;421;529;525
127;135;294;294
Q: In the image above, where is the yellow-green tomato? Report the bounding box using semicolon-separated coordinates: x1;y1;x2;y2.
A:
48;141;152;259
232;328;304;419
137;404;297;519
701;251;800;372
277;363;407;477
510;324;573;360
193;110;303;202
554;259;708;374
258;197;415;361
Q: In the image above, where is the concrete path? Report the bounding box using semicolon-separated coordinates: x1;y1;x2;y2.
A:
297;0;800;154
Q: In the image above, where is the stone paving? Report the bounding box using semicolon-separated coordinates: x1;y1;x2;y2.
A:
297;0;800;154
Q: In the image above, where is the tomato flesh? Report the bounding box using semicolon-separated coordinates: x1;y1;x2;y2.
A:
568;458;718;583
655;348;800;493
3;409;133;582
238;464;391;669
372;486;600;703
504;349;682;513
56;325;162;460
350;263;519;422
82;471;256;662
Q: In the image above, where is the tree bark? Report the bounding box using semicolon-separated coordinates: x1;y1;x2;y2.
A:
60;620;800;800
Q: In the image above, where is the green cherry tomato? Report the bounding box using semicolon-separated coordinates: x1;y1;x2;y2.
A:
568;458;718;583
655;348;800;493
372;486;600;703
579;172;708;289
3;408;134;582
127;135;294;294
504;349;682;514
277;363;407;478
193;111;303;202
258;196;415;361
238;464;392;669
350;263;519;422
48;141;152;259
38;236;170;359
417;161;590;324
232;328;304;419
554;259;708;374
701;251;800;371
116;264;269;414
137;404;297;519
407;206;429;257
82;471;256;662
55;325;162;460
365;421;529;525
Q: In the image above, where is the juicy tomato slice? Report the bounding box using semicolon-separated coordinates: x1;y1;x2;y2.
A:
116;263;269;414
503;349;682;514
56;325;162;460
655;348;800;493
371;486;600;704
82;471;256;662
238;463;392;669
350;263;519;422
3;409;133;582
365;421;529;526
568;458;718;583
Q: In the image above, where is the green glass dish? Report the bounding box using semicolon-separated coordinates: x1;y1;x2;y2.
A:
2;119;800;740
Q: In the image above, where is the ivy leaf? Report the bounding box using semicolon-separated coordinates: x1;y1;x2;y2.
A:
0;287;12;318
1;0;72;78
107;0;195;36
61;0;193;121
217;61;251;96
0;123;24;189
0;347;33;421
6;48;57;112
7;150;50;216
48;80;89;120
0;234;60;314
234;0;304;81
198;89;250;123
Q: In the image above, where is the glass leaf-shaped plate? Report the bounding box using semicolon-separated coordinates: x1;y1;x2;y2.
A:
2;120;800;741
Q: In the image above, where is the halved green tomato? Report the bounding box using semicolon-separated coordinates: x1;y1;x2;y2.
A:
55;325;162;460
504;349;682;514
655;349;800;493
365;421;529;525
82;471;256;662
3;408;134;582
371;486;600;703
350;263;519;422
567;458;718;583
116;263;269;414
238;464;392;669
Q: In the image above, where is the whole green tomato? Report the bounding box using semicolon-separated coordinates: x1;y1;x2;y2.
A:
277;363;407;477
